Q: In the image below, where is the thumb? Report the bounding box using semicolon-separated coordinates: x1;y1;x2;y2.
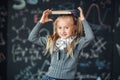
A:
48;19;53;22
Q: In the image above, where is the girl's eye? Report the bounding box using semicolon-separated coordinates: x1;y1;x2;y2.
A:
58;27;61;29
65;26;69;29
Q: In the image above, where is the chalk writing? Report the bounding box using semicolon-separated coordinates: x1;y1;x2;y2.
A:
116;44;120;56
0;52;6;63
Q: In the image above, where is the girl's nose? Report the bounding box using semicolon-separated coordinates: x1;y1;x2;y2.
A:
61;28;65;33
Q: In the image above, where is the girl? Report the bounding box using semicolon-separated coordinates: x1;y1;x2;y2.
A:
28;7;94;80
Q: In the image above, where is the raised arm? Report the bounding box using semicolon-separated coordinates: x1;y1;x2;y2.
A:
28;9;53;46
28;22;47;46
78;7;94;48
82;19;94;42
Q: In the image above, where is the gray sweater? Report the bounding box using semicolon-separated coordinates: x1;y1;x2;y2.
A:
28;20;94;79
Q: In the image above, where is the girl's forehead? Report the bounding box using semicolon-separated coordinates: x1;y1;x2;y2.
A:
57;19;74;26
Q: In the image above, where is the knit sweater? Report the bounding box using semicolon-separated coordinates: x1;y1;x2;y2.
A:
28;19;94;79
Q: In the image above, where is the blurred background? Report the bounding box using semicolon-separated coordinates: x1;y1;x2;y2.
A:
0;0;120;80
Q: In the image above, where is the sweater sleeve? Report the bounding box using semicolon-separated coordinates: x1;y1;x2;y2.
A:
28;22;47;47
76;19;94;50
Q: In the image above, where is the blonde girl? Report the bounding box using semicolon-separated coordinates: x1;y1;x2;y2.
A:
28;7;94;80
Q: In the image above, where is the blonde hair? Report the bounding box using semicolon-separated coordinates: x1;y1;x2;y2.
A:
45;15;83;56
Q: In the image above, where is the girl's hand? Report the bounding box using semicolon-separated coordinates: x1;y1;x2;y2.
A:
39;9;53;23
77;7;85;21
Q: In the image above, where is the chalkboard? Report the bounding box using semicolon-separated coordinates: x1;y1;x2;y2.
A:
0;1;7;80
6;0;118;80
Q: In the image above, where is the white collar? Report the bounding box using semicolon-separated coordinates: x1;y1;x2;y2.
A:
55;37;74;50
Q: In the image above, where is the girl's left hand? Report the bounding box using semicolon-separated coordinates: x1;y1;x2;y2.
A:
77;7;85;21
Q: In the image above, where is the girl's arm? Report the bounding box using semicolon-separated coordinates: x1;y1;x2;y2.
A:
28;22;47;47
28;9;53;46
78;7;94;48
82;19;94;47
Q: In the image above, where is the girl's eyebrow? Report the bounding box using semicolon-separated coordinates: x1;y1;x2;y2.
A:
57;25;61;27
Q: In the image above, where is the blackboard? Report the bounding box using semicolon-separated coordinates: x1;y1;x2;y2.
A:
6;0;120;80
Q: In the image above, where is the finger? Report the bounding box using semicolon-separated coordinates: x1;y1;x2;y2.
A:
77;7;82;12
44;10;52;16
43;9;50;14
48;19;53;22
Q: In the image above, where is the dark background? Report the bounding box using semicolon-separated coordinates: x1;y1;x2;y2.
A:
0;0;120;80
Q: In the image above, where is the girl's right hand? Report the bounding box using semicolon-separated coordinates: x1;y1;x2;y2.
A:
39;9;53;23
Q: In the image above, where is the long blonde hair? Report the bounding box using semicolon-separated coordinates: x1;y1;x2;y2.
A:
45;14;83;56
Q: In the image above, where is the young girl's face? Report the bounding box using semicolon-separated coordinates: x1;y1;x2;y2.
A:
56;16;76;39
